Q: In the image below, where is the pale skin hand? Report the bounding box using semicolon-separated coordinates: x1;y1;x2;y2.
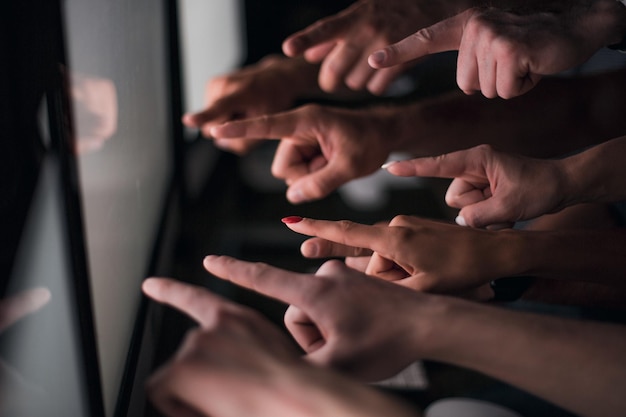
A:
283;216;512;299
290;213;626;291
203;255;436;381
282;0;465;95
182;56;319;155
142;277;419;417
210;104;398;204
369;1;626;98
385;144;567;229
205;255;626;417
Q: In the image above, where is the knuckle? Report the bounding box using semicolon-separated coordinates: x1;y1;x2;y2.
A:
300;103;323;118
475;143;494;156
336;219;358;238
412;27;435;44
318;259;346;276
303;275;336;305
310;18;334;38
387;227;411;252
389;214;411;227
250;260;273;280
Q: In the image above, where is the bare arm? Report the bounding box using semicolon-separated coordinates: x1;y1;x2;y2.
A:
564;136;626;205
142;277;419;417
430;297;626;417
203;255;626;417
391;68;626;158
283;216;626;291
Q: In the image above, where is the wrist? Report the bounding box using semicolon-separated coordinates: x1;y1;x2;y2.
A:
488;229;534;278
368;104;413;153
511;230;558;279
407;294;460;360
558;151;601;206
386;100;438;155
416;295;482;363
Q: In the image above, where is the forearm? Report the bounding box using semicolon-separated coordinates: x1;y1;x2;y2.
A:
390;69;626;157
492;0;626;47
501;228;626;286
562;136;626;205
281;364;418;417
424;297;626;417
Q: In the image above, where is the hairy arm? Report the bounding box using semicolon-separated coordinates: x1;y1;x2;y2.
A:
390;69;626;158
427;297;626;417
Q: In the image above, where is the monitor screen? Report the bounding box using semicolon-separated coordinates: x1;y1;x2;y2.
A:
1;0;177;415
1;0;246;415
62;1;173;414
1;1;104;415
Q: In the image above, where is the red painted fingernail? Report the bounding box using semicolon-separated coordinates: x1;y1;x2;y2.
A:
281;216;303;224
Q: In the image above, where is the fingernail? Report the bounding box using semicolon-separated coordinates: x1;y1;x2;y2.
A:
203;255;218;264
381;160;398;169
286;38;302;54
281;216;303;224
301;242;318;258
209;126;220;137
455;216;467;227
287;187;307;204
370;51;386;65
181;114;193;125
142;278;159;293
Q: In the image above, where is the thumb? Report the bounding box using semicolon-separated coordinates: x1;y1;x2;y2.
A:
384;152;473;180
286;165;349;204
458;197;512;229
368;10;469;69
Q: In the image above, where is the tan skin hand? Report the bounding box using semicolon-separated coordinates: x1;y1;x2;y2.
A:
283;0;454;95
285;216;510;299
210;104;395;204
143;278;307;417
385;144;568;229
202;255;436;382
143;277;421;417
369;2;626;99
182;56;309;155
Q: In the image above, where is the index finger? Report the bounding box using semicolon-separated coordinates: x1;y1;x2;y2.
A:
384;146;489;180
209;110;303;140
282;217;388;255
182;97;235;129
142;277;235;328
368;11;469;69
282;8;354;57
202;255;312;307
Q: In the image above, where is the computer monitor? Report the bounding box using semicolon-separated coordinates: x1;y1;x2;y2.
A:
0;0;208;415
